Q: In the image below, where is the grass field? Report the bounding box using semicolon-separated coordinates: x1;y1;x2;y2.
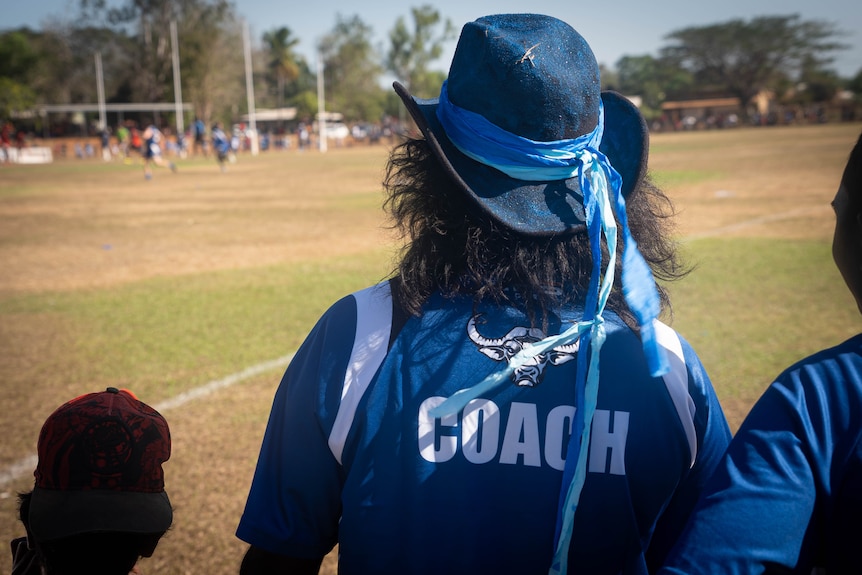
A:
1;123;860;574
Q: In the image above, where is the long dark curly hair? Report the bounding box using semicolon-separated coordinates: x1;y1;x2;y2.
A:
383;137;689;329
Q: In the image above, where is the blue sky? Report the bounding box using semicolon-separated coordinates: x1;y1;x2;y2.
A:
5;0;861;77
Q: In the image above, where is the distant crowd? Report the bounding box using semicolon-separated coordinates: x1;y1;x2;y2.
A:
0;116;409;165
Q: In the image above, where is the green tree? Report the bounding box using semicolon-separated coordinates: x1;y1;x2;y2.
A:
661;14;846;115
0;78;36;122
79;0;243;119
848;68;862;100
0;30;40;82
62;26;136;105
598;63;618;92
615;54;693;120
262;26;301;109
81;0;251;129
386;5;455;98
104;0;176;103
291;89;318;122
0;30;40;120
0;25;137;130
791;54;843;104
318;14;385;122
173;1;244;126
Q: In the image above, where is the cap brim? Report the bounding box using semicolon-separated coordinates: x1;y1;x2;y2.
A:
394;82;648;237
28;487;172;541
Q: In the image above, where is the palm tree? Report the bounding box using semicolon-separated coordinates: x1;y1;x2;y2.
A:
262;26;300;109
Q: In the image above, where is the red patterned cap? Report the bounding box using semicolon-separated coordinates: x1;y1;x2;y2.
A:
28;387;172;541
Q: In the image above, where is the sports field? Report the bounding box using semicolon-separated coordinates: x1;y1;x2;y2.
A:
1;123;860;573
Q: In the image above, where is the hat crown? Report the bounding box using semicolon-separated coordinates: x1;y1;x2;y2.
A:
446;14;600;142
35;389;171;493
393;13;648;236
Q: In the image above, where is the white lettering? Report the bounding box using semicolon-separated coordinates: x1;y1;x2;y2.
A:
544;405;576;471
418;397;458;462
500;402;541;467
417;397;628;473
588;410;629;475
462;399;500;464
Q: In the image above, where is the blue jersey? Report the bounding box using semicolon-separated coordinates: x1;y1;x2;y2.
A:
237;281;731;574
660;333;862;575
143;125;162;159
212;128;230;156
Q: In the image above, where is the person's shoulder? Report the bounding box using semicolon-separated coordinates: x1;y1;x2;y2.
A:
766;333;862;407
785;333;862;372
837;332;862;352
317;282;394;323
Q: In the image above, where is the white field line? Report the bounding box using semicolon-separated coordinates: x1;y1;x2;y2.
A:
0;205;832;488
0;354;294;489
682;205;832;241
0;455;38;491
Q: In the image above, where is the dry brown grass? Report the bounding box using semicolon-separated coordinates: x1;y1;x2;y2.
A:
0;145;392;293
1;123;860;574
0;144;391;574
648;125;850;242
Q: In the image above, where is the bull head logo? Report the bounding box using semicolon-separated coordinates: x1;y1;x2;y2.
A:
466;315;579;388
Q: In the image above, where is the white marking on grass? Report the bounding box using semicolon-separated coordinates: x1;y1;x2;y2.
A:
0;354;294;489
683;205;831;241
152;354;294;412
1;204;833;488
0;455;38;490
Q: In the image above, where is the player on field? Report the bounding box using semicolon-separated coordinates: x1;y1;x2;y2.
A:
659;132;862;574
236;14;731;575
212;122;231;173
193;116;208;157
142;123;176;180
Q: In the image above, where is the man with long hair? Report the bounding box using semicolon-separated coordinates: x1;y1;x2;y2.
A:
237;14;731;575
660;134;862;574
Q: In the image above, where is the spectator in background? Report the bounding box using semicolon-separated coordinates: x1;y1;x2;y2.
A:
130;125;143;158
116;122;130;161
175;129;187;159
100;126;112;162
659;131;862;574
230;126;241;156
1;121;13;163
10;387;173;575
298;123;310;150
192;117;207;157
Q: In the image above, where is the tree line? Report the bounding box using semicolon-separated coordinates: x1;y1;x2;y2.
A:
610;14;861;122
1;0;859;135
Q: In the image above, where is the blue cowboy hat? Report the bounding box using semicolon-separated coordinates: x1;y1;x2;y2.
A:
394;13;649;236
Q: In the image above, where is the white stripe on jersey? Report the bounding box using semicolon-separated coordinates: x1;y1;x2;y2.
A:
328;283;393;464
655;320;698;468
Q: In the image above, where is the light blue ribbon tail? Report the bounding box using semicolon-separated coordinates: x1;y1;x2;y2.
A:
427;369;511;419
549;319;606;575
430;80;670;575
619;221;669;378
640;318;668;377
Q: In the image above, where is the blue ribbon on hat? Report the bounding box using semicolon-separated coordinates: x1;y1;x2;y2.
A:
436;81;602;181
430;82;669;575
